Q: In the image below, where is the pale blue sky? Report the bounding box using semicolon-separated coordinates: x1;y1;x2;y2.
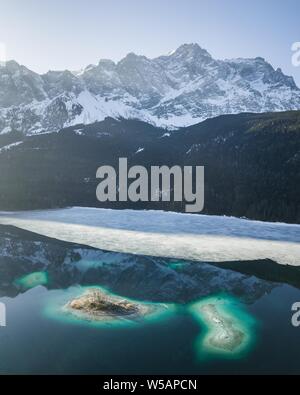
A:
1;0;300;84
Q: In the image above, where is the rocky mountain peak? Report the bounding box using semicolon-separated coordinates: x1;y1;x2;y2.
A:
0;43;299;134
172;43;212;58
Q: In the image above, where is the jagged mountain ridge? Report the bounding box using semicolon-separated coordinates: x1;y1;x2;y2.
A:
0;43;300;134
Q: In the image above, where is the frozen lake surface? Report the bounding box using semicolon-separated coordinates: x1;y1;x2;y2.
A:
0;207;299;266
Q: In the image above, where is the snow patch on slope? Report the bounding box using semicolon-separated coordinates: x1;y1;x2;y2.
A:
0;141;23;153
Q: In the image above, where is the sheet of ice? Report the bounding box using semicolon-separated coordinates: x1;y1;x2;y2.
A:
0;207;299;266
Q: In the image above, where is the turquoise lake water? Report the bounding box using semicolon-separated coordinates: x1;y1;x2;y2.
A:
0;281;300;374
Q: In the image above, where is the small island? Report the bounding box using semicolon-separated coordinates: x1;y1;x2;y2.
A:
65;288;155;322
189;296;254;357
200;303;245;352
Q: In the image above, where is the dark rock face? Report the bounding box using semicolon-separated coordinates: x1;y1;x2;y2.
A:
0;111;299;223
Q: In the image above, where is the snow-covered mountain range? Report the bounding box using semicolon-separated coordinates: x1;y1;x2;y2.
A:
1;43;300;135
